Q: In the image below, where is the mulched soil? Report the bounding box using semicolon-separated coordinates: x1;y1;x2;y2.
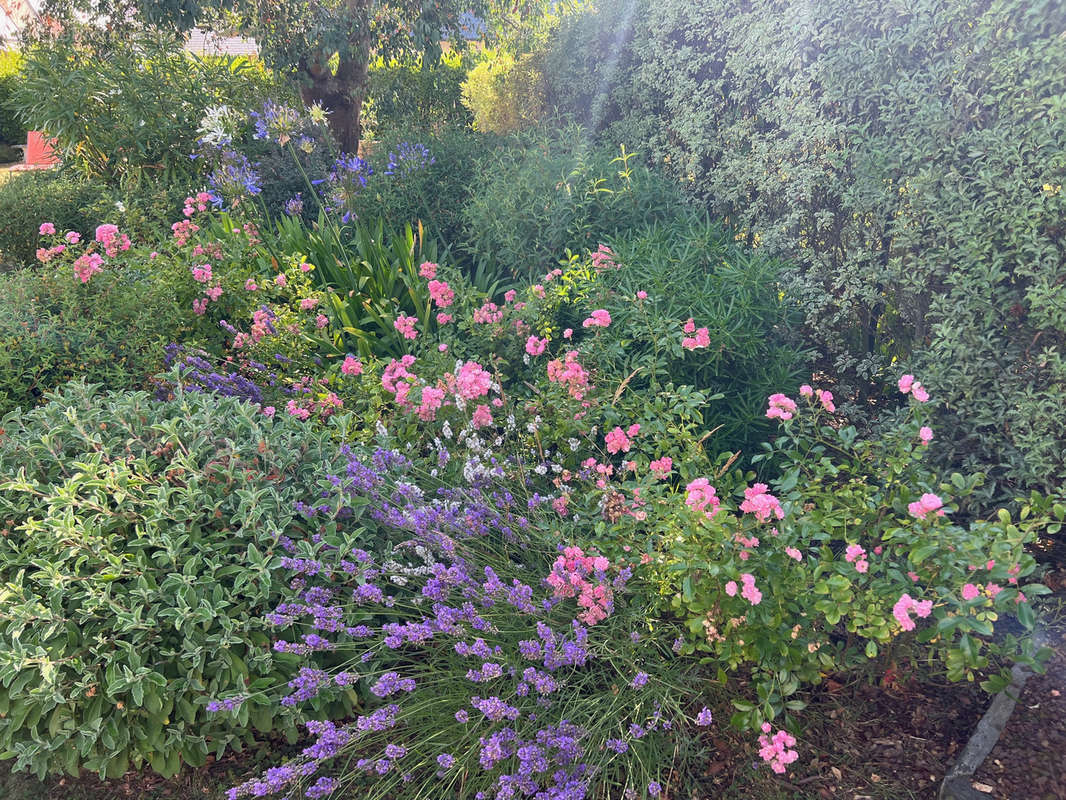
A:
971;567;1066;800
692;666;988;800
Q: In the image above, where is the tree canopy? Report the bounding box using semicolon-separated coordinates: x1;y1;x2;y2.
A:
35;0;568;149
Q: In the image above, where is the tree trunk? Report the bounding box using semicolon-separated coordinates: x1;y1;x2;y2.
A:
300;53;369;153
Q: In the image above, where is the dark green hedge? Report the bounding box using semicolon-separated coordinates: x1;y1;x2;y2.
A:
543;0;1066;504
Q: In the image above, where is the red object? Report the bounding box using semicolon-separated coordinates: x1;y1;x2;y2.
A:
25;131;58;166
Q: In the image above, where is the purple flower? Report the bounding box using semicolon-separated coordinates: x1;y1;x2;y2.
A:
471;695;520;722
370;672;417;697
630;671;649;689
648;781;662;796
437;753;455;769
605;738;628;754
356;704;400;732
695;707;713;726
304;777;336;798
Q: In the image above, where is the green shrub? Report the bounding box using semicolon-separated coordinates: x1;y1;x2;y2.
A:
79;176;193;244
0;50;25;147
365;53;472;138
0;259;205;415
0;383;345;779
540;0;643;137
584;216;807;453
461;51;547;135
350;126;498;253
540;0;1066;506
461;129;687;280
0;172;102;269
660;383;1051;728
12;31;284;183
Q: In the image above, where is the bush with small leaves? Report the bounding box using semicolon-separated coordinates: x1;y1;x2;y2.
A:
0;382;349;779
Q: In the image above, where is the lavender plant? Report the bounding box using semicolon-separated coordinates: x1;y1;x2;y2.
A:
213;443;708;800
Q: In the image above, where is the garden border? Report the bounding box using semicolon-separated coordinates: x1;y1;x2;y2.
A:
938;662;1032;800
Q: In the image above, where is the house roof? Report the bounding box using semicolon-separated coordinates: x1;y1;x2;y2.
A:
184;27;258;57
0;0;42;46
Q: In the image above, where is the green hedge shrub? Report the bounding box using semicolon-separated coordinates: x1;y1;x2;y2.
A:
461;51;547;135
0;383;343;779
461;127;687;280
589;216;807;453
365;53;472;138
542;0;1066;505
0;50;25;147
0;172;103;270
348;127;498;255
12;31;284;183
0;259;208;415
0;170;197;271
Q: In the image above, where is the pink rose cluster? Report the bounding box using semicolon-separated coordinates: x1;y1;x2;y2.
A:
546;351;591;401
73;252;104;284
182;192;212;217
589;244;617;271
545;546;623;626
582;309;611;329
649;456;673;480
758;723;799;774
892;593;933;632
724;573;763;605
525;336;548;357
844;543;869;573
394;313;419;340
285;392;343;422
685;478;720;519
908;492;944;520
797;384;835;412
473;301;504;324
682;318;710;350
190;262;223;312
94;224;130;257
605;424;640;455
341;355;363;376
898;373;930;403
740;483;784;523
379;357;497;427
171;219;200;246
765;393;797;420
427;279;455;308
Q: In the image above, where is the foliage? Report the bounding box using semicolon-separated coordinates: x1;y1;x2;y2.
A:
76;176;195;246
0;172;101;269
12;31;279;182
539;0;643;138
0;383;348;778
461;130;687;280
662;386;1052;732
364;52;473;138
542;0;1066;505
344;127;498;253
166;225;1055;791
461;51;547;135
0;243;208;415
41;0;558;151
571;217;806;454
0;50;26;147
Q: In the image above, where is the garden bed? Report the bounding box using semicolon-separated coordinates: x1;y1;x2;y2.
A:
4;621;1062;800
